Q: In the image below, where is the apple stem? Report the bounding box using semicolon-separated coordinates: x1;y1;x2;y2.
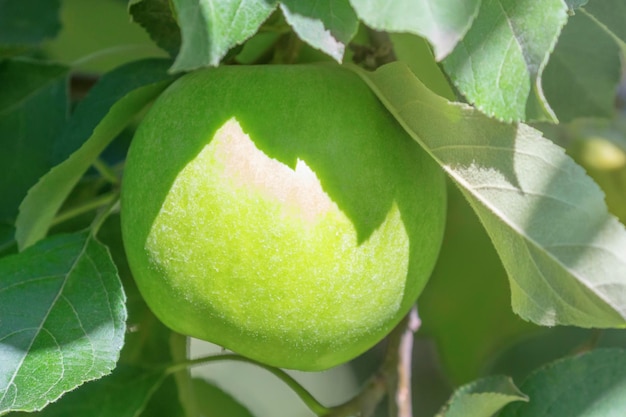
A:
163;353;332;416
162;306;421;417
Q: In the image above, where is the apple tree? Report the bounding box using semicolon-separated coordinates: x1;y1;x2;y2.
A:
2;1;626;416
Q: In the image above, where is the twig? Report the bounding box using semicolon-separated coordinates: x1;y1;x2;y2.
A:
391;306;421;417
325;306;421;417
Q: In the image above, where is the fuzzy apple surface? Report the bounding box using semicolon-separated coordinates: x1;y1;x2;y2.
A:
121;64;446;371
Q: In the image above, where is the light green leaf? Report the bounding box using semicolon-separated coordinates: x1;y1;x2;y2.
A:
437;376;527;417
542;10;621;122
170;0;277;71
0;232;126;415
350;0;481;60
356;62;626;328
15;59;174;251
443;0;567;122
0;59;68;224
279;0;358;62
500;349;626;417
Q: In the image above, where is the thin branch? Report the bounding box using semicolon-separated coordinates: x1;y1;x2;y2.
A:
393;306;421;417
164;353;331;416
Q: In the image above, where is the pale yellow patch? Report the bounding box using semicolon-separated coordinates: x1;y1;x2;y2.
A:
211;117;337;222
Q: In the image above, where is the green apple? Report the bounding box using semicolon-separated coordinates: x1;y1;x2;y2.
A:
121;64;446;371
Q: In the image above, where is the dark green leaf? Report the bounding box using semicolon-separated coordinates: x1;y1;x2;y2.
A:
443;0;567;122
0;232;126;415
0;0;61;53
437;376;527;417
279;0;358;62
15;58;175;250
350;0;481;60
170;0;277;71
129;0;182;57
31;365;165;417
192;379;256;417
357;62;626;328
542;11;621;122
500;349;626;417
0;59;69;224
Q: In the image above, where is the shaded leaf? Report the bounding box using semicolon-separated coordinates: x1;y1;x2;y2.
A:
420;182;535;384
350;0;481;60
437;376;526;417
583;0;626;49
129;0;182;57
192;379;256;417
279;0;358;62
443;0;567;122
0;0;61;54
500;349;626;417
542;10;621;122
0;59;68;224
357;62;626;328
170;0;277;71
15;59;175;250
0;232;126;415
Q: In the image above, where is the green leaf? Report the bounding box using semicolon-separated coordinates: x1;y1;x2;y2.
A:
0;0;61;55
437;376;527;417
350;0;481;60
30;365;165;417
356;62;626;328
500;349;626;417
583;0;626;50
129;0;182;57
0;59;69;224
0;231;126;415
15;59;175;251
279;0;358;62
443;0;567;122
420;183;535;384
542;10;621;122
192;379;256;417
170;0;277;71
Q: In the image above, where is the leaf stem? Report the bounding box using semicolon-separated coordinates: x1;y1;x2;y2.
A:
164;353;331;416
52;192;118;227
90;193;120;235
93;158;120;185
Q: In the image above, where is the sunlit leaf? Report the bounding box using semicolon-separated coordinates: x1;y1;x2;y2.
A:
443;0;567;122
280;0;358;62
31;365;165;417
0;232;126;415
170;0;277;71
357;62;626;328
437;376;527;417
500;349;626;417
350;0;481;60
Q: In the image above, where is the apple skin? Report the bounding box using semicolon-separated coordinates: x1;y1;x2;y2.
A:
121;64;446;371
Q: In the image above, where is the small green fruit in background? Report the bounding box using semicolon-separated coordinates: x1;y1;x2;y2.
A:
121;64;446;371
